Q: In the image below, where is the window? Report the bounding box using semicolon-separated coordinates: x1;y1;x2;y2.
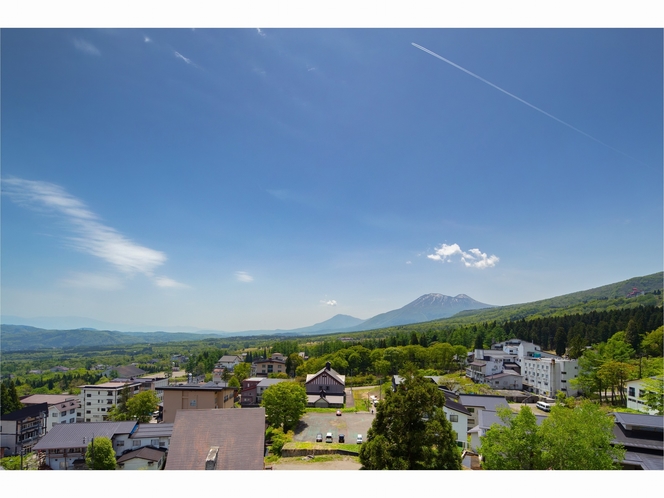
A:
449;414;458;422
133;440;141;447
70;409;75;414
639;390;646;397
86;410;91;414
151;439;159;446
467;408;475;413
87;394;91;397
159;442;166;447
86;402;91;406
107;400;113;404
61;412;67;417
53;412;58;417
628;387;636;397
117;441;124;447
189;399;197;407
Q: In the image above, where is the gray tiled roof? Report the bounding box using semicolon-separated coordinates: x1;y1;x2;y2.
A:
612;412;664;430
478;409;546;430
33;422;137;450
458;394;509;412
621;451;664;470
129;423;174;439
165;408;265;470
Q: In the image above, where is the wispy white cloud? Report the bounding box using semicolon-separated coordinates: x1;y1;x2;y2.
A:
235;271;254;283
256;28;266;37
61;272;125;291
427;243;499;269
144;35;152;43
154;276;189;289
1;177;186;286
320;299;337;306
73;38;101;56
406;261;412;265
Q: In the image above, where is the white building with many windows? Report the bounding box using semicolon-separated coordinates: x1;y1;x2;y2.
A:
522;356;579;398
79;382;142;422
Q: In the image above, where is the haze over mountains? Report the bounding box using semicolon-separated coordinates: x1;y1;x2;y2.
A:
2;272;662;351
1;293;494;337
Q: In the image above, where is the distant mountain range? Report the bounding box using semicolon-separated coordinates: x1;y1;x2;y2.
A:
0;292;495;350
3;272;662;351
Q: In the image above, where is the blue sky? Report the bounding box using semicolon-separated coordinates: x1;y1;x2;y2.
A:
1;27;662;331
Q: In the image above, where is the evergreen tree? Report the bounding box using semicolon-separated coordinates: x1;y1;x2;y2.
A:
359;367;462;470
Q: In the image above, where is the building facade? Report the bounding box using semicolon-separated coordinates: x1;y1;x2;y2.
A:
21;395;81;431
522;357;579;398
251;353;287;377
0;403;48;457
157;382;237;423
624;378;662;415
79;381;142;422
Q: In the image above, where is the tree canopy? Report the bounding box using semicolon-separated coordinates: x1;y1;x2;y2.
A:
125;390;159;423
85;436;116;470
358;368;462;470
261;381;307;431
479;405;542;470
480;399;624;470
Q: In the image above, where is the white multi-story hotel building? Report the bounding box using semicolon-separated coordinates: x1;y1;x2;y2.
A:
79;381;142;422
522;356;579;399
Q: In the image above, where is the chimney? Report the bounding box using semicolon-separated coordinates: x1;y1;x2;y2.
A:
325;361;331;371
205;446;219;470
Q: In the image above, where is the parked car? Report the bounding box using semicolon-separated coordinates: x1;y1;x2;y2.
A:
338;434;345;443
325;432;333;443
336;410;342;416
356;434;363;444
316;433;323;442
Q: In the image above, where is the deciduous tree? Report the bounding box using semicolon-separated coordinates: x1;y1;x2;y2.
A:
539;400;624;470
479;405;542;470
261;381;307;431
125;390;159;423
85;436;116;470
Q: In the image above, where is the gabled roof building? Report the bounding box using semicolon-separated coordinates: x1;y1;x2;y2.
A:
165;408;266;470
305;362;346;407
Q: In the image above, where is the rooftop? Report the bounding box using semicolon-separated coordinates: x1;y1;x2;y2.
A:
33;421;138;450
165;408;265;470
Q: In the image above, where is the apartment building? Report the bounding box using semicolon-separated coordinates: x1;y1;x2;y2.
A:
79;381;142;422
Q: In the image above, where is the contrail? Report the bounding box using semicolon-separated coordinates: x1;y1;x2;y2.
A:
412;42;645;165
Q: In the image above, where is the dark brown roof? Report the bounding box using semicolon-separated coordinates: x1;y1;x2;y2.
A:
117;446;166;464
165;408;265;470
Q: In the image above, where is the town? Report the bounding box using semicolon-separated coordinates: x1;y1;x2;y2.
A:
2;320;662;471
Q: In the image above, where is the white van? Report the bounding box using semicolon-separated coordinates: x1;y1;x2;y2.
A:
536;401;551;412
325;432;333;443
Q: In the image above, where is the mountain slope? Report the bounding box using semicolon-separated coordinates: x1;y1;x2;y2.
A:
0;325;224;351
346;293;495;331
429;272;664;326
287;314;366;334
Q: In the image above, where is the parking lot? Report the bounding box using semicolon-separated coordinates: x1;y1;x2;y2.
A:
293;411;375;443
